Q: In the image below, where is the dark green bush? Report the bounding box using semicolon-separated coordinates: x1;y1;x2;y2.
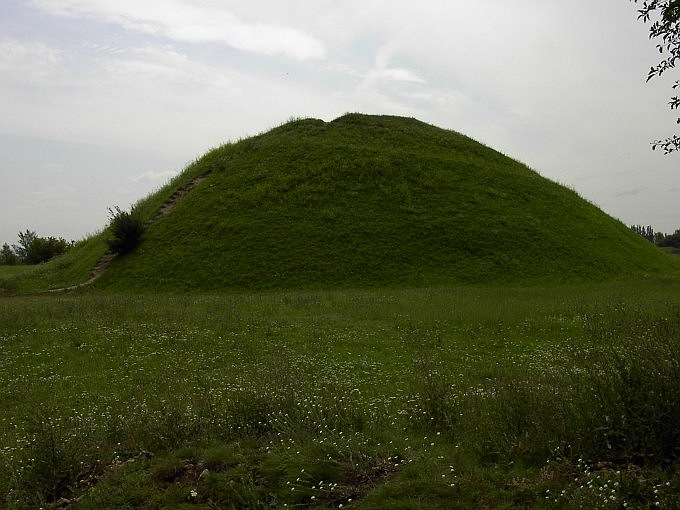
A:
3;231;72;265
25;236;72;264
106;206;144;254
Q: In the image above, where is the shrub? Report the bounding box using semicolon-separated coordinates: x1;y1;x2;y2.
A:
106;206;145;254
4;231;72;265
25;236;72;264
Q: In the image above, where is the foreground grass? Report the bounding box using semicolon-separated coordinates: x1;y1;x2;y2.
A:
1;281;680;508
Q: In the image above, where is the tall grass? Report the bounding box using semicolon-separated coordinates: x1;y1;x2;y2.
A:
1;281;680;508
450;304;680;467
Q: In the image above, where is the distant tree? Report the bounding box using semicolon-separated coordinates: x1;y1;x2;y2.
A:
630;0;680;153
106;206;145;254
630;224;656;242
659;228;680;247
0;243;18;265
654;230;668;245
644;224;655;241
12;229;37;261
7;230;72;264
24;236;71;264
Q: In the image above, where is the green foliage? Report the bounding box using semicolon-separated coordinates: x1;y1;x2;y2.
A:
3;230;72;265
658;229;680;248
11;229;35;261
0;243;18;265
24;236;72;264
106;206;144;255
632;224;680;247
630;223;655;242
631;0;680;153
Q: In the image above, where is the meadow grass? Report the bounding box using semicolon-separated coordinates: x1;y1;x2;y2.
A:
1;280;680;508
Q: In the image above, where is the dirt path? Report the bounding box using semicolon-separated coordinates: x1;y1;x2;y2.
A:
152;174;208;223
47;173;210;293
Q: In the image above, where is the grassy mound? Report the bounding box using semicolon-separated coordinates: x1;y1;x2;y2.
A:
95;114;677;291
3;113;677;293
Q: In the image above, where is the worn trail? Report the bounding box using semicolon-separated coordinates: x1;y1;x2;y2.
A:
48;173;210;292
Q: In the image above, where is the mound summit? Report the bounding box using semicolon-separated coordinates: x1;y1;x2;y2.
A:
96;114;678;291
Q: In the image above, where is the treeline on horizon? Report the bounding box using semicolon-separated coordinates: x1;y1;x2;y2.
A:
0;230;74;266
630;224;680;248
0;206;142;266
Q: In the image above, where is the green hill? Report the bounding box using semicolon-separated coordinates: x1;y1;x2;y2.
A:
89;113;678;291
3;113;678;293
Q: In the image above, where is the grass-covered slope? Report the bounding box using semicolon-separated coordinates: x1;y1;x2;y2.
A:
0;234;109;294
95;114;679;291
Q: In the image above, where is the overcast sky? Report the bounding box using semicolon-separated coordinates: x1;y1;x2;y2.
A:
1;0;679;245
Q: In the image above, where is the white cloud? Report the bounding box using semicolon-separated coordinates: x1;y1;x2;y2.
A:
26;184;78;210
81;42;126;54
1;0;679;242
100;45;191;82
372;68;425;84
0;38;63;81
29;0;326;60
41;162;64;172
